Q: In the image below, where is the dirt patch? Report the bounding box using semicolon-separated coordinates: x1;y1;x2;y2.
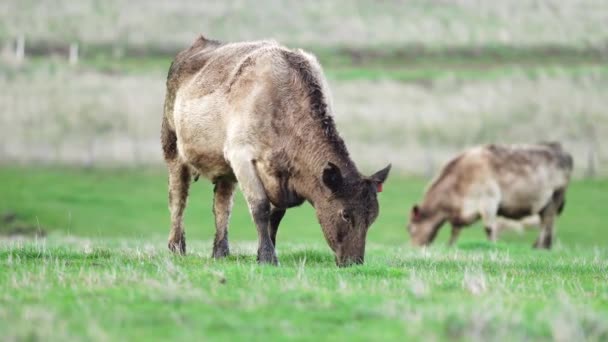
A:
0;211;47;237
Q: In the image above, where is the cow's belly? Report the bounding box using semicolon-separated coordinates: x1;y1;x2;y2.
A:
182;145;234;181
497;167;567;215
174;94;234;181
499;186;554;218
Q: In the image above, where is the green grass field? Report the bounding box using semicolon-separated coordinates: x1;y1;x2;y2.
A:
1;167;607;340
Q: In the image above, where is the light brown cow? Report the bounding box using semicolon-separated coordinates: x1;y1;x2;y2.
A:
161;36;390;266
407;143;573;248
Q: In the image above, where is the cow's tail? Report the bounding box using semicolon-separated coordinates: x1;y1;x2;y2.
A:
557;197;566;216
161;115;178;162
558;152;574;173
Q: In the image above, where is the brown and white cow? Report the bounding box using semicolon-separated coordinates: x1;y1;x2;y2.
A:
161;36;390;266
407;143;573;248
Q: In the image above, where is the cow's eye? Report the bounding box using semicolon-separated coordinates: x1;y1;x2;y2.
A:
340;210;351;223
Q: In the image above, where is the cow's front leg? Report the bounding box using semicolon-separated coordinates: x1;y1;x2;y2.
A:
448;225;462;246
227;146;277;265
535;189;564;249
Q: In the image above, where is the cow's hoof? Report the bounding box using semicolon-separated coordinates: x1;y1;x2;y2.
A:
257;248;278;265
168;233;186;255
533;235;553;249
212;239;230;259
533;241;551;250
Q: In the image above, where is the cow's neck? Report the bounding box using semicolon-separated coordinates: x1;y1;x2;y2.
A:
421;190;440;212
282;97;359;205
421;185;453;220
291;141;359;206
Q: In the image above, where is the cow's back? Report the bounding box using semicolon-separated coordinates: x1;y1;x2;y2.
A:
486;143;572;188
484;143;573;215
165;38;281;126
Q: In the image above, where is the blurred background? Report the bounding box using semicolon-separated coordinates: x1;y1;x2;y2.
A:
1;0;607;177
1;0;608;245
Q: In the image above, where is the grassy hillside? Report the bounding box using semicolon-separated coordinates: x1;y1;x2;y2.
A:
2;1;608;339
1;168;607;341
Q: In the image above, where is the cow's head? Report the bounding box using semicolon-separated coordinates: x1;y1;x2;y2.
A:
316;162;391;267
407;204;446;246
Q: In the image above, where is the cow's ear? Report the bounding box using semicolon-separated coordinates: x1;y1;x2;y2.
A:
370;164;391;192
322;162;343;193
411;205;421;220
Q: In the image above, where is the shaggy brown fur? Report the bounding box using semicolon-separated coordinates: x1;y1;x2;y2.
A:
407;142;573;248
161;35;390;266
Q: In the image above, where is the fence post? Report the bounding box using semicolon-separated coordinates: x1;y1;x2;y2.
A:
583;121;599;179
15;35;25;63
69;43;79;65
585;144;597;179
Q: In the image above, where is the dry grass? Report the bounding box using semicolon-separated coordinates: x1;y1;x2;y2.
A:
1;0;607;49
2;62;606;176
331;70;608;176
0;64;164;166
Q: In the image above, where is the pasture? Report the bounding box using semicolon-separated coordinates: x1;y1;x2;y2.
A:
1;167;607;340
2;1;608;340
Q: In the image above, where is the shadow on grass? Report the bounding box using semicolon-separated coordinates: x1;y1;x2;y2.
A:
210;249;335;267
222;254;257;264
455;241;504;251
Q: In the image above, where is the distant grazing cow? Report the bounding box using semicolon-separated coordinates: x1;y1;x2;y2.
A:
407;143;573;248
161;36;390;266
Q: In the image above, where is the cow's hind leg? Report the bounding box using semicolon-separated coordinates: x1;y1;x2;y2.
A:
166;162;191;254
534;189;565;249
481;208;499;243
269;207;286;248
535;210;556;249
162;118;190;255
226;146;277;265
479;186;501;243
212;180;236;258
